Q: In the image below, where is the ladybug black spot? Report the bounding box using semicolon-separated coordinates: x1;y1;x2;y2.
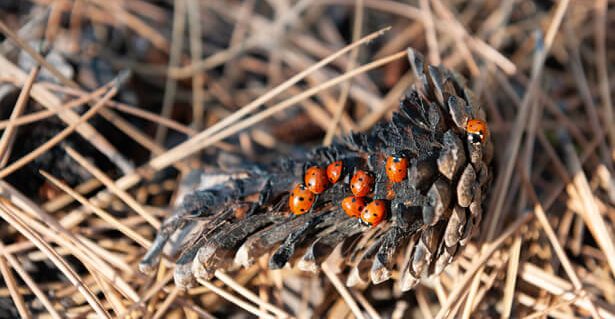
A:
299;197;304;201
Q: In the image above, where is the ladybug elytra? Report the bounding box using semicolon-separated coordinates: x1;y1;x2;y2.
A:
350;170;374;197
466;119;488;144
289;184;315;215
326;161;343;184
360;199;387;226
341;196;366;218
385;156;408;183
304;166;329;194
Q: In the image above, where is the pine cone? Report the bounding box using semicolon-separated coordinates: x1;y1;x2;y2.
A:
140;48;493;291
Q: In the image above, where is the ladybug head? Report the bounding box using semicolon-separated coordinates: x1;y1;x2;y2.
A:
467;131;484;144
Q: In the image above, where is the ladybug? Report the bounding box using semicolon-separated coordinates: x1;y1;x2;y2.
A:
360;199;387;226
289;184;315;215
350;170;374;197
304;166;329;194
326;161;343;184
341;196;366;218
466;119;488;144
385;155;408;183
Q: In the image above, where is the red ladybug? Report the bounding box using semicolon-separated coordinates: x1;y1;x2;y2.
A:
350;170;374;197
466;119;488;144
386;156;408;183
360;199;387;226
326;161;343;184
341;196;366;218
289;184;315;215
304;166;329;194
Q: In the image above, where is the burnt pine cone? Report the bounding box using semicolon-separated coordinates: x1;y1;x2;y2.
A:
140;48;493;291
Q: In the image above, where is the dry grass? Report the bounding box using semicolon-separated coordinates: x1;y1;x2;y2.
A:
0;0;614;318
